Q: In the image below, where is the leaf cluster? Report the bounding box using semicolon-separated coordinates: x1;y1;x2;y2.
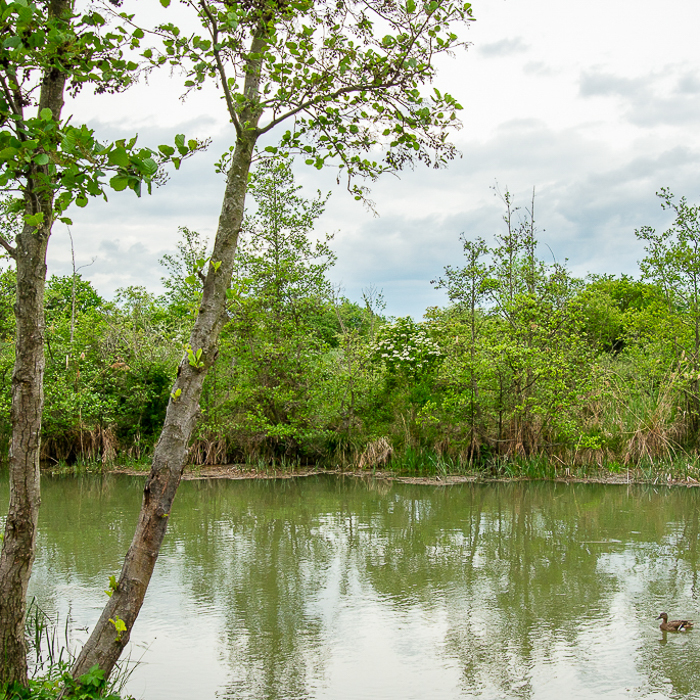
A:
148;0;473;199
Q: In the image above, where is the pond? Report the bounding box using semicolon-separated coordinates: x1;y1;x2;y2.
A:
3;473;700;700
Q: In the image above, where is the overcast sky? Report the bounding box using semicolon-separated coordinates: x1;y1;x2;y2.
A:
47;0;700;318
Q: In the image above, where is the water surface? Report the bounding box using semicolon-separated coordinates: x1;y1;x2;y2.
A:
3;474;700;699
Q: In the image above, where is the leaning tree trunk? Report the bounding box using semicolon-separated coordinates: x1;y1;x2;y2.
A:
71;107;262;681
0;12;68;683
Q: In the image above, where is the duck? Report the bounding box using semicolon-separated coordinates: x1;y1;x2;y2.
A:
656;612;694;632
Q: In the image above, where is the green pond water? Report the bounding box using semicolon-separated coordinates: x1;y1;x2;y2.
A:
3;474;700;700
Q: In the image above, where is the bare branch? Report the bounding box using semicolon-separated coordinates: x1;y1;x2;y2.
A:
0;235;16;258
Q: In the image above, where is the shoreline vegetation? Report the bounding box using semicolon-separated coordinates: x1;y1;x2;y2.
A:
40;460;700;488
5;185;700;493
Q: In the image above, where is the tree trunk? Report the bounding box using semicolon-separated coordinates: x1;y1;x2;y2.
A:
73;29;267;676
0;0;68;682
72;118;261;683
0;224;49;685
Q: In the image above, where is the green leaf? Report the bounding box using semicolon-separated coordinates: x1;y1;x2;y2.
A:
33;153;49;165
174;133;188;155
61;135;76;152
141;157;158;175
158;144;175;157
108;147;130;168
58;217;73;225
109;175;129;191
160;0;171;5
39;107;53;121
75;195;88;208
24;212;44;226
109;616;127;641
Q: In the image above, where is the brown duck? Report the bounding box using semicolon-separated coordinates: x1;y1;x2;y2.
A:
656;613;694;632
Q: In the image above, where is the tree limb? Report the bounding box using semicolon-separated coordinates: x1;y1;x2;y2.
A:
199;0;242;135
257;76;405;135
0;234;16;258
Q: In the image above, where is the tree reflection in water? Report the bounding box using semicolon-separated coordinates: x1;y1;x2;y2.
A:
9;473;700;700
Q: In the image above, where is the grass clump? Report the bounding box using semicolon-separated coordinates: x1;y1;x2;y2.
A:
3;664;133;700
1;601;136;700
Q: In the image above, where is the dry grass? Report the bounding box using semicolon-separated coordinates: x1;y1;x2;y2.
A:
41;426;118;465
188;436;229;465
610;373;686;464
358;437;393;469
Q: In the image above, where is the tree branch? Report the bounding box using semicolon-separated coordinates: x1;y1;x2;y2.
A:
0;234;16;258
0;71;21;121
257;76;406;135
199;0;242;135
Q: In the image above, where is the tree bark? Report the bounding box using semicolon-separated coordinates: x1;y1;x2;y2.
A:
71;27;267;675
0;0;68;679
0;224;48;684
72;131;258;682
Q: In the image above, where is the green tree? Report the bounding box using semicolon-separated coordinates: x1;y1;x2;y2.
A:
636;189;700;434
425;190;588;462
236;155;333;331
484;191;583;455
72;0;475;678
327;287;386;442
0;0;198;685
37;281;181;465
432;235;489;449
194;155;335;461
159;226;210;318
573;275;665;354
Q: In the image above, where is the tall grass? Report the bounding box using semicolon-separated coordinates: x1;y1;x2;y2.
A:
21;599;140;698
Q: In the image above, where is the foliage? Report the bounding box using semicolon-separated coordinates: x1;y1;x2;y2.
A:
1;185;698;473
0;1;203;224
150;0;473;200
35;276;181;463
636;188;700;437
373;316;443;379
5;0;480;685
191;155;338;460
159;226;210;318
2;664;134;700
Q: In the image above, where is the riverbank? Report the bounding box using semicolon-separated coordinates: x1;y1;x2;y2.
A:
42;461;700;488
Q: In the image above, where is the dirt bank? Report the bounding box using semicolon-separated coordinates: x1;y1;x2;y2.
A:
98;463;700;487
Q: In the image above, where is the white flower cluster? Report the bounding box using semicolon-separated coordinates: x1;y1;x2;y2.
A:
374;319;442;373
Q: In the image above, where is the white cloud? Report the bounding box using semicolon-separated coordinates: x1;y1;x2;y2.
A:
42;0;700;318
579;67;700;127
479;37;529;58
